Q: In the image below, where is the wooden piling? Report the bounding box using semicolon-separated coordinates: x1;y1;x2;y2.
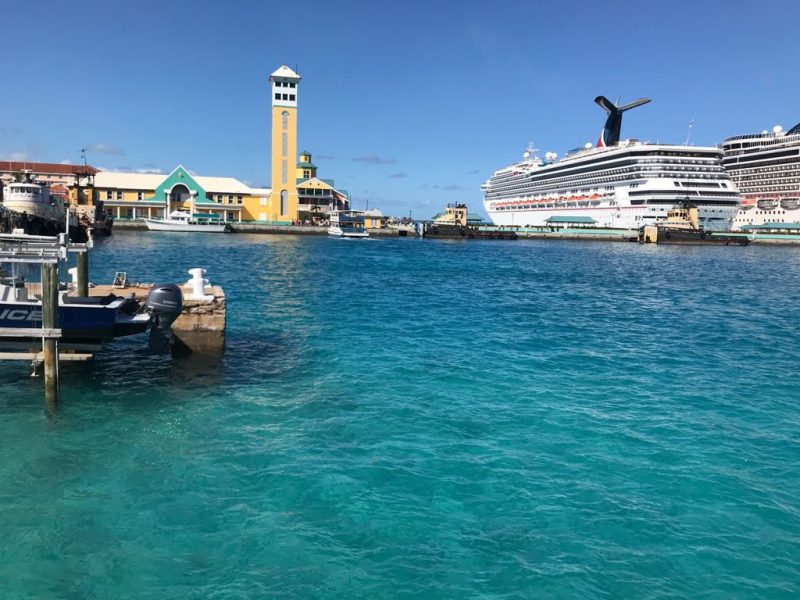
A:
41;262;60;407
76;250;89;297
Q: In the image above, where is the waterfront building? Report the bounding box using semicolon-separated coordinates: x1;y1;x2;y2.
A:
91;166;263;222
293;151;350;222
364;209;386;229
0;161;98;188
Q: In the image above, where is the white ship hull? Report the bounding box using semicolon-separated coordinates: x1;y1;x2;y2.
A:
144;218;227;232
2;198;66;223
485;201;738;231
328;226;368;238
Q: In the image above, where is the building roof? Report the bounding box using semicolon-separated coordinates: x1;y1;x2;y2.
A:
0;161;99;175
364;208;383;217
297;161;317;169
94;170;254;194
194;176;252;194
94;171;166;190
270;65;300;80
545;216;597;224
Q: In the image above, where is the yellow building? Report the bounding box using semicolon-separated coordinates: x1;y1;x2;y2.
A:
89;166;268;222
269;65;300;223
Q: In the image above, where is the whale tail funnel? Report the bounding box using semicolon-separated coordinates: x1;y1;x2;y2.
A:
594;96;651;147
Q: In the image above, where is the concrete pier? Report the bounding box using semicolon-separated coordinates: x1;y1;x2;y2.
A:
88;282;226;354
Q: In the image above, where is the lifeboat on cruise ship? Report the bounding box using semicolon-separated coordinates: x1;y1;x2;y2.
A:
757;198;779;210
780;197;800;210
739;198;755;211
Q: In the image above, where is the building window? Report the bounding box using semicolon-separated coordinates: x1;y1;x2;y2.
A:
227;195;233;203
236;195;242;203
282;94;288;100
304;170;310;178
106;190;112;200
282;132;288;156
137;191;144;200
289;94;295;101
282;110;289;130
280;190;287;215
260;196;267;206
116;191;123;200
282;160;288;184
275;93;280;100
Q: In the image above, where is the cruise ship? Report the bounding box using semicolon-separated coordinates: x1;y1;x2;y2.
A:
482;97;740;231
722;123;800;230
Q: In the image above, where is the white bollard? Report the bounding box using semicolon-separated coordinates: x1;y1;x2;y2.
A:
185;267;214;301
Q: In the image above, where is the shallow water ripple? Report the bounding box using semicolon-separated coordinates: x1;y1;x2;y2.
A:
0;233;799;598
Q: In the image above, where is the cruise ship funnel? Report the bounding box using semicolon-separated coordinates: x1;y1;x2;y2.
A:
594;96;651;147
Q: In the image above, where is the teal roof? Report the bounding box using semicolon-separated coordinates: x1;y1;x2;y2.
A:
321;178;335;186
467;213;484;223
545;216;597;224
297;162;317;169
743;222;800;230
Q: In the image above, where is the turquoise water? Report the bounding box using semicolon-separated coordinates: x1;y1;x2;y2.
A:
1;232;800;598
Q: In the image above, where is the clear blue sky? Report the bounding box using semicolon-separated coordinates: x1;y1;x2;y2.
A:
3;0;798;217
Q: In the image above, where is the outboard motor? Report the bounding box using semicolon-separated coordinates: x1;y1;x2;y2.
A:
145;284;183;353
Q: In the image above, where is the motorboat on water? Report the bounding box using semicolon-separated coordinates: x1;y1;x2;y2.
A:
328;210;368;237
0;267;183;351
144;210;232;232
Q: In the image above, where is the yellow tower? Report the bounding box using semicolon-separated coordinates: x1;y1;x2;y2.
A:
269;65;301;222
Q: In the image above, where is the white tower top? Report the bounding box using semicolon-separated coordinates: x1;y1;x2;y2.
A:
270;65;301;108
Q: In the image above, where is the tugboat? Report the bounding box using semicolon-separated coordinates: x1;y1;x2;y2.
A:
425;203;517;240
639;200;749;246
1;172;87;241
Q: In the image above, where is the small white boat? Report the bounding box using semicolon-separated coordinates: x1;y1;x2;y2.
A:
144;211;231;232
328;210;368;238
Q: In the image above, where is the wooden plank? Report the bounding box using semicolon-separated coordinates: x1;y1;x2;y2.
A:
0;328;62;338
0;352;92;361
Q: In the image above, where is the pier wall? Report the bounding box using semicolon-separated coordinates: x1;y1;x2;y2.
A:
113;220;401;236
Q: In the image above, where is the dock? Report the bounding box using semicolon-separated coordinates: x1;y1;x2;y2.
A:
88;281;227;354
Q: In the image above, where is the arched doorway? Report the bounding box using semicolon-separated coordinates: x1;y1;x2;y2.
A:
171;184;191;205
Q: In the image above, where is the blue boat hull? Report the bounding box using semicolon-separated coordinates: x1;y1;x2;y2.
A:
0;302;122;343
